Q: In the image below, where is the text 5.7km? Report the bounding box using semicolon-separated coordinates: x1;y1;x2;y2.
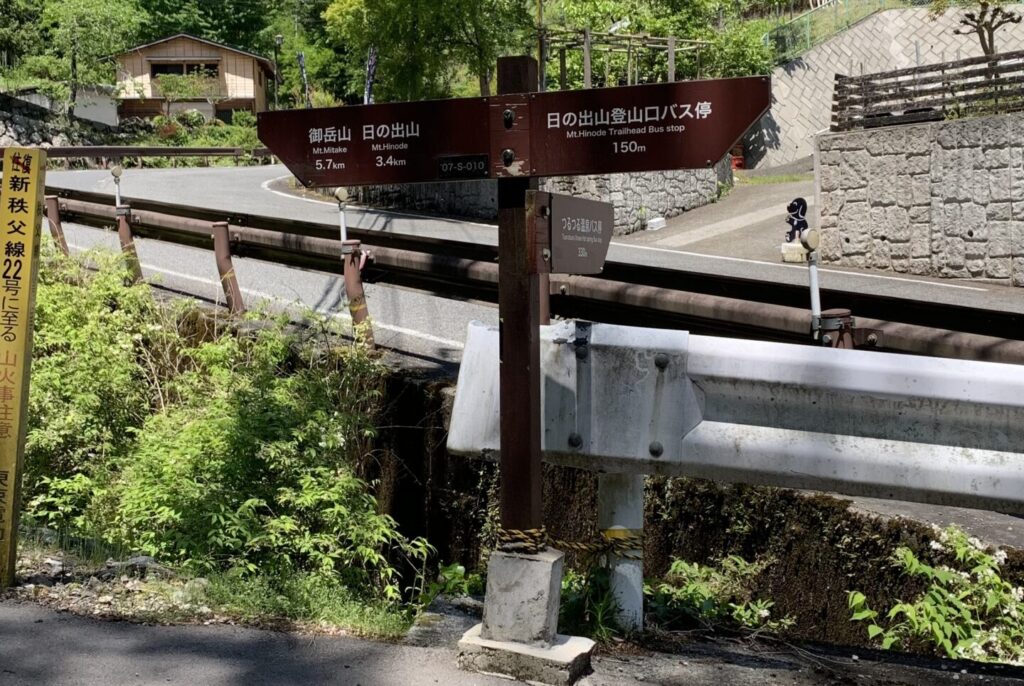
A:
315;159;346;170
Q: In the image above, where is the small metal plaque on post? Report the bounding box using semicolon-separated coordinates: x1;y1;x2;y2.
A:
533;192;613;275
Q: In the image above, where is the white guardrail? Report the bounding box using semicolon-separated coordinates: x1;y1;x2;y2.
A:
448;319;1024;514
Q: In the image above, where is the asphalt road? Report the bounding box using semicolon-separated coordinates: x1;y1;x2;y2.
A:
0;600;512;686
48;165;1024;315
3;600;1021;686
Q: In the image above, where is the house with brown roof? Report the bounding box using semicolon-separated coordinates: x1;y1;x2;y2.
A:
115;33;273;121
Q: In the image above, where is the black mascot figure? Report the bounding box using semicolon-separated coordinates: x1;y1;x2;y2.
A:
785;197;808;243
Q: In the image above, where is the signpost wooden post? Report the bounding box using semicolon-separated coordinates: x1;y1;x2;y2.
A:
0;147;46;588
494;56;544;547
257;66;770;680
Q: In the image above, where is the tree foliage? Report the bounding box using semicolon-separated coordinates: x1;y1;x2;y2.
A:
0;0;45;70
5;0;777;110
22;0;146;111
135;0;277;52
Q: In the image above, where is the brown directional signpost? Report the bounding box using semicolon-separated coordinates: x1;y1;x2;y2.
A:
258;63;769;656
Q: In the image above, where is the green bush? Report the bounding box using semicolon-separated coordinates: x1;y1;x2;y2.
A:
26;250;153;521
174;109;207;129
231;109;256;128
646;555;792;633
154;120;185;144
26;248;429;606
560;567;622;641
849;526;1024;663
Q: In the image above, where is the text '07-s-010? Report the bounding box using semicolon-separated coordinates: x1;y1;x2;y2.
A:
257;76;771;188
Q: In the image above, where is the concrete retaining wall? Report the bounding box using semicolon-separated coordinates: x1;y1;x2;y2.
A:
816;113;1024;285
745;6;1024;169
0;92;129;150
351;157;733;236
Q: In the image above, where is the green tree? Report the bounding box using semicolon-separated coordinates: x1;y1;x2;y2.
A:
135;0;210;43
39;0;147;115
543;0;771;87
136;0;276;52
323;0;533;101
324;0;456;102
269;0;360;107
0;0;44;72
446;0;533;96
153;71;223;116
931;0;1022;56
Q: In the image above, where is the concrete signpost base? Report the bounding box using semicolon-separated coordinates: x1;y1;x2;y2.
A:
457;549;595;684
458;625;596;685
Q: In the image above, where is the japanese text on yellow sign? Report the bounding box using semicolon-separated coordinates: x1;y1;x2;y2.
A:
0;147;45;587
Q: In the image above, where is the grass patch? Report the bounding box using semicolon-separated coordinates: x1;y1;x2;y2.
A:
735;172;813;186
204;571;413;638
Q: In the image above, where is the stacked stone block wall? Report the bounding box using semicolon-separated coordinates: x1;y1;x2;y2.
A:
816;113;1024;285
351;157;732;235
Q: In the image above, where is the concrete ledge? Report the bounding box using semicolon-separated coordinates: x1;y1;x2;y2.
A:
457;623;595;685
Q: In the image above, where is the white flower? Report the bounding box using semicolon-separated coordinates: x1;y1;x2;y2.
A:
1012;587;1024;602
994;550;1008;565
930;540;946;552
758;608;770;619
968;536;984;550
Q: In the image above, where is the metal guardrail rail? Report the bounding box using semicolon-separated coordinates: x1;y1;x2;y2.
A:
0;146;274;168
48;188;1024;364
448;318;1024;629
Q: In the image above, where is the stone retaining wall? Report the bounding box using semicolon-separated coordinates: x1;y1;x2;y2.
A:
816;113;1024;285
351;157;732;236
0;93;116;149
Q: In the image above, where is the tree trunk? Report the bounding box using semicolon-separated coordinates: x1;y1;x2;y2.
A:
69;24;78;118
479;71;491;97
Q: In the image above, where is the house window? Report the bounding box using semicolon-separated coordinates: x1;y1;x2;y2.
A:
150;63;219;79
186;63;219;78
150;63;184;78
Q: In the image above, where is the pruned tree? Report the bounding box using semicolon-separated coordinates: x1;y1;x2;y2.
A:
931;0;1022;57
154;71;223;116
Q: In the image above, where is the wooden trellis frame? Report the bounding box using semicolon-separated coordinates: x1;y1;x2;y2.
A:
543;29;709;90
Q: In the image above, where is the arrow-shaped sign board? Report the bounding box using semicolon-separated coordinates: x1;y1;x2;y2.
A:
258;76;770;187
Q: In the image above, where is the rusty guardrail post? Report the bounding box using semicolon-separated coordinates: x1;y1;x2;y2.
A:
43;195;70;256
211;221;245;315
116;205;144;284
342;239;374;348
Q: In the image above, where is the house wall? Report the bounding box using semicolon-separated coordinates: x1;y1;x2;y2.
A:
117;37;267;110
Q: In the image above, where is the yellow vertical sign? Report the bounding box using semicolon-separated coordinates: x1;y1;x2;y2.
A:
0;147;46;587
